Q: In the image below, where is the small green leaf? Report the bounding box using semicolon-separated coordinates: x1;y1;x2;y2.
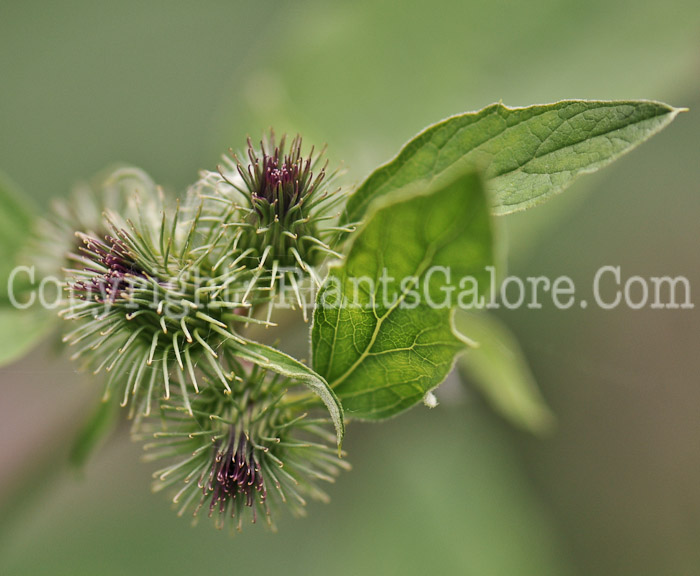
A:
343;100;683;222
0;172;55;367
312;169;495;420
69;399;120;469
231;338;345;447
0;170;36;300
455;310;554;434
0;307;54;367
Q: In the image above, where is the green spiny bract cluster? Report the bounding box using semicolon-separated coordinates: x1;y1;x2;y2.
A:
188;133;353;321
136;367;350;531
48;134;349;530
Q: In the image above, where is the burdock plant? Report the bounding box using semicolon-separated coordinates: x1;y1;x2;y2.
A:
0;100;684;532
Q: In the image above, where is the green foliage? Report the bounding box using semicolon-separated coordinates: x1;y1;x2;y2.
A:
343;100;683;222
0;308;54;367
0;173;54;366
312;170;494;419
455;311;554;434
0;171;34;300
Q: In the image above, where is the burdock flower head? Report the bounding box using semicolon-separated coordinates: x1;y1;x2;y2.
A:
60;177;254;417
186;132;353;319
71;232;145;303
139;368;350;531
208;428;266;514
239;133;332;224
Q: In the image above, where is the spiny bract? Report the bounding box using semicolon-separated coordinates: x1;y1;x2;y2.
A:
187;132;354;322
137;367;349;531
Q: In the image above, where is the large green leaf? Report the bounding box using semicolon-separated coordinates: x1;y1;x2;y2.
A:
455;311;554;434
231;338;345;448
343;100;683;222
312;169;495;420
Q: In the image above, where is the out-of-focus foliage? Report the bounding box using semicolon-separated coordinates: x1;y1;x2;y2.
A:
456;310;555;434
0;171;34;300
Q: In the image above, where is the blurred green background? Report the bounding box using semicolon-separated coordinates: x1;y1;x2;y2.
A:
1;1;699;574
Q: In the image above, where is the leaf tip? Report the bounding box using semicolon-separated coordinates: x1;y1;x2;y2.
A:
532;410;557;437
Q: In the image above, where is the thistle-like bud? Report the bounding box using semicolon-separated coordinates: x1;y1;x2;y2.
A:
138;368;350;531
60;173;254;416
186;132;354;321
